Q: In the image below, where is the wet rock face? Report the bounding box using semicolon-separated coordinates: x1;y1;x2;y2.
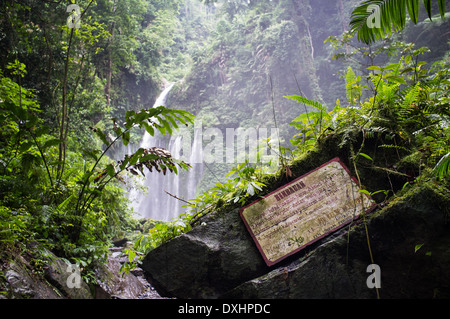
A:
44;253;93;299
4;269;38;299
142;181;450;299
94;253;147;299
1;248;92;299
0;244;154;299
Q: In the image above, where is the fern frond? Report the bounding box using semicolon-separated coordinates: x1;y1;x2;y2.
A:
285;95;328;112
378;144;410;152
345;66;362;103
57;194;76;213
398;83;421;118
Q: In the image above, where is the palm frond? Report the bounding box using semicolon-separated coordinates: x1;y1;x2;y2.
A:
350;0;446;44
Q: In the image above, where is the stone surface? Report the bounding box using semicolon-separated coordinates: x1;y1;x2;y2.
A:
142;207;268;298
44;252;93;299
2;249;70;299
94;254;146;299
0;243;155;299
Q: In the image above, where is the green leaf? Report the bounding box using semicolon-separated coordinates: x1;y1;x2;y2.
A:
143;121;155;136
113;126;123;137
129;148;144;166
139;154;160;163
438;0;446;19
370;189;388;196
386;75;407;85
159;118;173;135
106;164;115;177
82;148;100;161
404;54;412;64
128;250;136;263
164;114;179;130
358;152;374;161
359;189;371;196
93;128;109;145
406;0;420;24
57;194;75;213
285;95;327;112
383;62;400;70
292;112;322;124
367;66;382;71
422;0;432;19
124;110;136;129
415;243;424;253
350;0;446;44
122;131;130;146
155;123;166;135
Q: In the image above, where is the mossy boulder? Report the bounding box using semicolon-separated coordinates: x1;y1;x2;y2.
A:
141;207;267;298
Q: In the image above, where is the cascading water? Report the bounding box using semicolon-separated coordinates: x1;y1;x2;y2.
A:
128;84;204;221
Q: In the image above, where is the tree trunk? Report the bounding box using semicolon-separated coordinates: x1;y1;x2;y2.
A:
57;28;74;181
105;0;117;106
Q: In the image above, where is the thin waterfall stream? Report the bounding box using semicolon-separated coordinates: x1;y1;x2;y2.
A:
128;83;204;221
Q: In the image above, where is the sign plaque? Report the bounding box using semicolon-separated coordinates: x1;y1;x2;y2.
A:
239;157;375;266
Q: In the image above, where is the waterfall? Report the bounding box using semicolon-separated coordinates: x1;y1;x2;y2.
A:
128;84;204;221
188;126;203;198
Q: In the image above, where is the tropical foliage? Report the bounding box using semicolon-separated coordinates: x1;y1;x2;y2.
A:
1;0;449;290
0;0;191;283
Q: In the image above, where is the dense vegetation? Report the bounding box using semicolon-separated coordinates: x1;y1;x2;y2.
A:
1;0;449;291
0;0;190;284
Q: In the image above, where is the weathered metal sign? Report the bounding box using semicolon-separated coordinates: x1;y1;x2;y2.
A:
240;157;375;266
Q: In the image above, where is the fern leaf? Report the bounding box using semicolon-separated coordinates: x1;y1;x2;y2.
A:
285;95;327;112
399;83;420;118
57;194;75;213
345;66;362;103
